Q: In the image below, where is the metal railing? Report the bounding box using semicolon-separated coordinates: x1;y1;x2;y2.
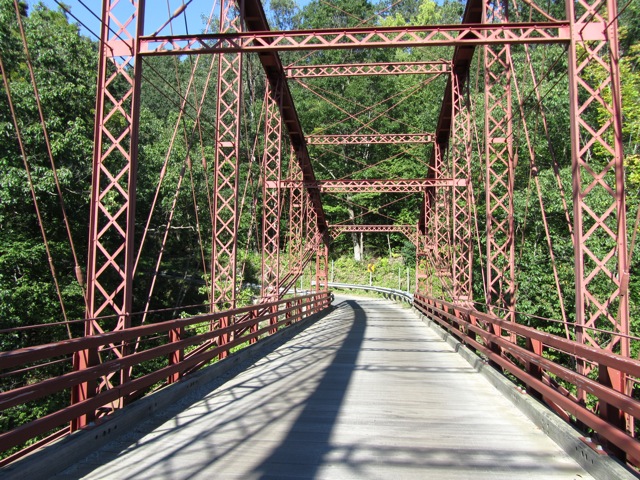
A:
413;293;640;462
323;282;413;305
0;292;332;463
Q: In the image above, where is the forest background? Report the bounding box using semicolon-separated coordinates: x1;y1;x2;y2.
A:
0;0;639;439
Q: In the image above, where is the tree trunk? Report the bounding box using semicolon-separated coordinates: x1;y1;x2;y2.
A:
347;203;363;261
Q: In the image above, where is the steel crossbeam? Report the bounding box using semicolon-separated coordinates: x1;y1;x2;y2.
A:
276;178;464;193
285;61;450;78
139;22;580;56
330;223;417;236
306;133;435;145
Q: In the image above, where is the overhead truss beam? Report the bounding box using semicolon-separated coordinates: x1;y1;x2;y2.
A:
329;224;418;244
243;0;328;236
139;22;584;56
276;178;465;193
285;61;450;78
306;133;435;145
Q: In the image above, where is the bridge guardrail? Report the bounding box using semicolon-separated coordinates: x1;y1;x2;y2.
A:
319;282;413;305
413;293;640;463
0;291;332;464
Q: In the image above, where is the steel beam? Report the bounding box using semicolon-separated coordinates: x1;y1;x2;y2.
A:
277;178;464;193
306;133;435;145
420;0;482;237
315;243;329;293
450;70;473;304
75;0;145;428
211;0;242;316
433;142;453;296
484;0;516;323
329;224;417;243
260;80;283;301
567;0;630;442
139;22;578;55
243;0;327;236
285;61;450;78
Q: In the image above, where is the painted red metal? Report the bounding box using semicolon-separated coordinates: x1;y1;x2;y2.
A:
211;0;243;315
450;70;473;304
484;1;516;322
77;0;146;428
566;0;630;442
329;224;418;246
0;293;332;455
413;294;640;460
139;22;576;55
261;80;283;301
306;134;435;145
285;61;449;78
4;0;634;466
276;178;464;193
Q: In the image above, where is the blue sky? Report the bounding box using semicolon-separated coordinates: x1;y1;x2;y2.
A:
29;0;311;41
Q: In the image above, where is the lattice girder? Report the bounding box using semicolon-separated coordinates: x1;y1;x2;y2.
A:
261;80;283;300
211;0;243;312
484;0;516;322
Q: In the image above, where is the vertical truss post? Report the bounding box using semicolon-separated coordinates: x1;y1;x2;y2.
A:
418;143;447;296
450;69;473;305
261;79;283;302
416;190;434;296
567;0;629;442
212;0;243;314
484;0;516;323
285;149;306;283
74;0;145;429
211;0;243;360
434;142;453;297
315;242;329;293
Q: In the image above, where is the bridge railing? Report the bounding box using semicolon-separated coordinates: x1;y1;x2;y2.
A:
0;291;332;463
413;293;640;462
313;282;414;305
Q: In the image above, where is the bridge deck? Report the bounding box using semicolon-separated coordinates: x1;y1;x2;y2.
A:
58;296;591;479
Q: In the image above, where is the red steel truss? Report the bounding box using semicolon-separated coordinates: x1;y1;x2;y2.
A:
139;22;578;56
432;143;453;296
306;133;435;145
567;0;630;438
278;178;464;193
329;224;418;244
450;70;473;304
211;0;243;313
76;0;145;428
484;3;516;322
285;61;450;78
261;80;283;300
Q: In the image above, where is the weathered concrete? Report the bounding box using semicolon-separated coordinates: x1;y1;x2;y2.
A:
37;295;599;479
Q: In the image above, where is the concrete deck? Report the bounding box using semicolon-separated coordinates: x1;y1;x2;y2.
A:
57;295;591;479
